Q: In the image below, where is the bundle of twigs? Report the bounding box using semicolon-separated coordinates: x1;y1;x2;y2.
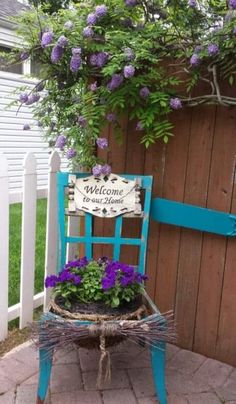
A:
31;311;176;353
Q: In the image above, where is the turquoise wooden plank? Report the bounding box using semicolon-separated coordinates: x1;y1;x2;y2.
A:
65;236;142;245
113;215;123;260
151;198;236;237
57;173;66;270
139;177;153;274
85;213;92;259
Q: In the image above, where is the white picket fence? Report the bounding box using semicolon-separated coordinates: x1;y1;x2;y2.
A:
0;151;62;341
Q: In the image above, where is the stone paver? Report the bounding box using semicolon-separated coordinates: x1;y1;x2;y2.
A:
51;390;103;404
1;341;236;403
102;389;137;404
83;369;130;390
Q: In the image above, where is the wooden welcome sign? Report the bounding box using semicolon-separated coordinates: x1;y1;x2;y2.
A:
68;173;142;217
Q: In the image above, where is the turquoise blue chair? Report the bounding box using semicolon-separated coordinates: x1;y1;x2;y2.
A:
36;172;167;404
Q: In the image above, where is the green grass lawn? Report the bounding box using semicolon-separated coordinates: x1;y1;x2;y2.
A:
9;199;47;307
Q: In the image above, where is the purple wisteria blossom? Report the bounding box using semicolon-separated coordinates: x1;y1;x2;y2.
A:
170;97;182;110
125;0;137;6
72;47;82;56
19;93;28;103
194;45;202;53
229;0;236;9
188;0;197;7
95;5;108;18
233;26;236;35
140;87;150;98
124;65;135;78
106;112;116;122
25;93;40;105
92;164;102;176
89;81;97;91
35;82;45;92
90;54;98;66
64;20;74;29
136;121;143;131
77;115;87;127
107;74;124;90
96;137;108;149
124;47;135;61
41;31;54;48
70;55;81;73
83;26;94;38
51;45;64;63
66;149;77;159
23;123;30;130
207;43;219;56
55;134;67;150
57;35;68;47
190;53;200;67
96;52;109;68
122;18;133;28
20;51;29;61
101;164;111;176
87;13;97;25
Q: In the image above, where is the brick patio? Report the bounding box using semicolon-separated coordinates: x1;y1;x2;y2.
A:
0;341;236;403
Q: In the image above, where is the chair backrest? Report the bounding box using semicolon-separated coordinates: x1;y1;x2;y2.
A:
57;172;153;275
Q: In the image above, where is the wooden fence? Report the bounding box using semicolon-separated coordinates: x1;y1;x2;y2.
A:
0;151;60;340
100;104;236;366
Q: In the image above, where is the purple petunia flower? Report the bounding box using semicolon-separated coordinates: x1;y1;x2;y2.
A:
107;74;124;90
106;113;116;122
92;164;103;176
83;26;94;38
101;164;111;176
20;51;29;61
45;274;58;288
229;0;236;9
140;87;150;98
188;0;197;7
124;65;135;78
66;149;77;159
41;31;54;48
55;134;67;150
89;81;97;91
87;13;97;25
170;97;182;110
64;20;74;29
23;123;30;130
57;35;68;47
73;275;82;285
51;45;64;64
136;121;143;131
124;47;135;61
95;5;108;18
96;137;108;149
125;0;137;6
190;53;200;67
70;55;81;73
19;93;28;103
77;115;87;127
207;43;219;56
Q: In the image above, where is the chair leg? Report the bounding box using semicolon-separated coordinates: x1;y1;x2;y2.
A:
36;348;54;404
150;342;167;404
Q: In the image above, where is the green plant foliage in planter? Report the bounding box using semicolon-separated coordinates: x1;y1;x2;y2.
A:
45;256;148;312
7;0;236;171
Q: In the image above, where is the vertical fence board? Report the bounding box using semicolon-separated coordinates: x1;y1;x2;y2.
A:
20;153;37;329
44;151;61;309
0;153;9;340
175;105;216;350
154;109;192;313
194;105;236;357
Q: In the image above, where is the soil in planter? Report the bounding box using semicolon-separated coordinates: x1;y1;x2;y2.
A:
54;294;143;317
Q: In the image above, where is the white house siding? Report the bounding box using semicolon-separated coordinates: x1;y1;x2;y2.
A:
0;71;68;203
0;24;23;48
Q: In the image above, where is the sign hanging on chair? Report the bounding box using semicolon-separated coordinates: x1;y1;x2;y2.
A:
69;173;142;217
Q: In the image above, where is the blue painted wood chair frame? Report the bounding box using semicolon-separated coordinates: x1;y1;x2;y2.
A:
37;172;167;404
